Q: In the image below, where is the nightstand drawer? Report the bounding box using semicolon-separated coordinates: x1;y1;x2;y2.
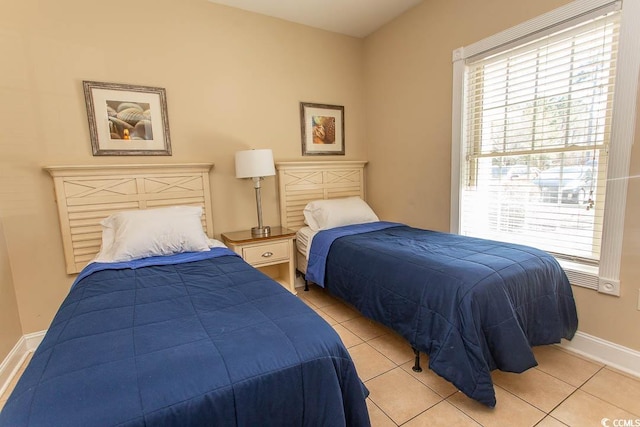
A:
242;241;289;265
220;227;297;294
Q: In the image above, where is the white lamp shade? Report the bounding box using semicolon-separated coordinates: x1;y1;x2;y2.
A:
235;149;276;178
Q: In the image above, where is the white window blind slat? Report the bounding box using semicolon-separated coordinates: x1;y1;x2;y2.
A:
459;10;620;266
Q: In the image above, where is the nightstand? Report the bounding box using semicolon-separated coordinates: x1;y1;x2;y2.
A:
221;227;297;294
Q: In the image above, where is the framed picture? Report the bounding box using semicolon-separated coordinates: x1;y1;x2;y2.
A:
83;81;172;156
300;102;345;156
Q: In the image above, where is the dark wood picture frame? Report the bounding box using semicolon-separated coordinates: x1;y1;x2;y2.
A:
300;102;345;156
83;81;172;156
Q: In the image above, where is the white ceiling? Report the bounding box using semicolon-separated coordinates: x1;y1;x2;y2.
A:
207;0;423;38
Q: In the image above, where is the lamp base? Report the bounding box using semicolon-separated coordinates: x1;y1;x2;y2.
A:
251;225;271;237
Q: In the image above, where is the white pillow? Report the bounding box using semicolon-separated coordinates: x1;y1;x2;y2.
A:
303;196;379;231
207;238;227;249
94;206;211;263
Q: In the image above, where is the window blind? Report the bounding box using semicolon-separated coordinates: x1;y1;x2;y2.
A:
460;10;620;266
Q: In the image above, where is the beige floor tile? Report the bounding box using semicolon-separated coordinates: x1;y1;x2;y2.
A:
535;416;569;427
0;384;11;402
21;351;33;371
313;308;338;325
403;400;481;427
492;368;576;412
321;302;361;323
551;389;638;426
581;368;640;416
400;357;458;398
366;399;396;427
1;352;33;407
366;367;443;425
332;324;365;348
348;343;396;382
298;286;339;308
532;345;603;387
297;294;318;309
447;385;545;427
0;389;10;404
368;333;414;366
1;375;21;402
342;317;389;341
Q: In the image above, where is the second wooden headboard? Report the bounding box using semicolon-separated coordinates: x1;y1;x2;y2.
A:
44;163;214;274
275;161;368;231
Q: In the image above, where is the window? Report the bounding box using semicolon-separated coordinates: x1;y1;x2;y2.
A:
464;11;618;263
451;0;640;291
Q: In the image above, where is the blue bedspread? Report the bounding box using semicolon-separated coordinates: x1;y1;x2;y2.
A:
0;249;370;426
308;224;578;407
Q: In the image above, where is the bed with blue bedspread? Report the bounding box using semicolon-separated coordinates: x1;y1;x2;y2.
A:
0;248;370;427
306;222;578;407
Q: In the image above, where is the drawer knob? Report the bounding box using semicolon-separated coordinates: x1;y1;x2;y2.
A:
262;251;273;258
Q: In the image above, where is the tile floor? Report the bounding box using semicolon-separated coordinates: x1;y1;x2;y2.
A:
299;284;640;427
1;284;639;427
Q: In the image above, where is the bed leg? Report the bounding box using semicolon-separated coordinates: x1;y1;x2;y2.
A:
412;348;422;372
296;270;310;291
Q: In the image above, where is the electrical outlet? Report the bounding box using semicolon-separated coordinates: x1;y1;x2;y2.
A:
597;278;620;296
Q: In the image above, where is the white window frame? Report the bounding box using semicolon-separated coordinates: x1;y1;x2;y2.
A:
451;0;640;294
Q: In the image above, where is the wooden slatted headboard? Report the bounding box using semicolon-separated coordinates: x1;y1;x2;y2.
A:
275;161;368;231
44;163;214;274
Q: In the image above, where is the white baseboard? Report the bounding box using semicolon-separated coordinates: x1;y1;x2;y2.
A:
0;330;46;398
560;331;640;378
0;337;28;398
23;330;46;352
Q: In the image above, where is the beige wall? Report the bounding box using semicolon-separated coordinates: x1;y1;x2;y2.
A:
0;0;366;334
0;219;22;361
364;0;640;351
2;0;638;357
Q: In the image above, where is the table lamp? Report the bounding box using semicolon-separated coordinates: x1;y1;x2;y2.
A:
235;149;276;236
